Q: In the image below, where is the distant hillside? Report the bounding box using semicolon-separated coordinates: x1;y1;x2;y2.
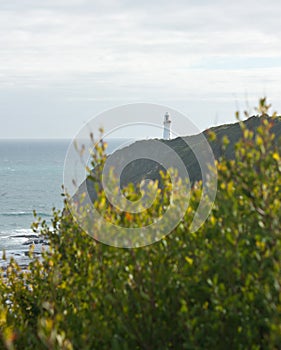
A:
79;115;281;202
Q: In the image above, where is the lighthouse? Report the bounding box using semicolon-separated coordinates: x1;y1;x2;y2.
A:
163;112;171;140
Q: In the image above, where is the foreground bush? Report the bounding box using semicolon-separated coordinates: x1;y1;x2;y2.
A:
1;100;281;349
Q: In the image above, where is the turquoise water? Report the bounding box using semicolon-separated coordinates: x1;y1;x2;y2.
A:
0;138;132;265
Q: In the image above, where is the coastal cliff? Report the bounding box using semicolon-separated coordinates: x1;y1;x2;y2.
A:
76;115;281;202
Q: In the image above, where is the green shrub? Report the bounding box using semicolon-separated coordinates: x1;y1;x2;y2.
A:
1;99;281;349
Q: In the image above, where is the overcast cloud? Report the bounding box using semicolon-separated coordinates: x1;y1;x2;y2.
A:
0;0;281;138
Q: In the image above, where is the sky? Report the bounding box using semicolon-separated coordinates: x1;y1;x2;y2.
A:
1;0;281;139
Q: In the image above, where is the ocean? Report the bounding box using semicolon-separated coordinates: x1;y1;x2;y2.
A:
0;138;131;268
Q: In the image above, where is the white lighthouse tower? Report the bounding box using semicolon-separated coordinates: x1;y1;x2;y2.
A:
163;112;171;140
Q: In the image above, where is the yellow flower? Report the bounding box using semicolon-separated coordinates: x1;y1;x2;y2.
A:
185;256;193;265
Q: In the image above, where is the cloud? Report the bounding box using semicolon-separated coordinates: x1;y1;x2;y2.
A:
1;0;281;137
1;2;280;75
